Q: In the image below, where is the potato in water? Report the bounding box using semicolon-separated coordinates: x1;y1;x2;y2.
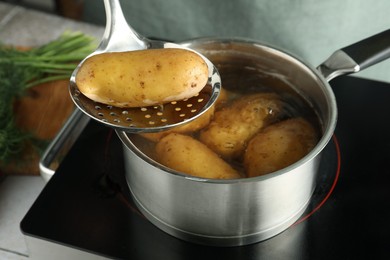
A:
199;93;284;160
244;117;318;177
76;48;208;107
156;133;241;179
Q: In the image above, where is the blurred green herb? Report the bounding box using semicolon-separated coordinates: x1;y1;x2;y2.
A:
0;31;96;164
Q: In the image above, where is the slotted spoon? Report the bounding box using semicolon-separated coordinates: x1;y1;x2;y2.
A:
69;0;221;133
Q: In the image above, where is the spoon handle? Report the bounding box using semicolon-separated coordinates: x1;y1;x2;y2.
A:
98;0;147;52
317;29;390;82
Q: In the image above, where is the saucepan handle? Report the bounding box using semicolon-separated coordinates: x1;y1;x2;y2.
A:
317;29;390;82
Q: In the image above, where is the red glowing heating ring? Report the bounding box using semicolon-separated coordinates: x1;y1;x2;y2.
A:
293;134;341;226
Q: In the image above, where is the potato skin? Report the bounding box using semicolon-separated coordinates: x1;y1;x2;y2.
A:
156;133;241;179
76;48;208;107
199;93;283;160
244;118;318;177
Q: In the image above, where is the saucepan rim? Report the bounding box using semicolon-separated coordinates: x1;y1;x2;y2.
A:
116;37;338;184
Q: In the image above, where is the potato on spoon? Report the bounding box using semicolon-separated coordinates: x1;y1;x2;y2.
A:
76;48;209;108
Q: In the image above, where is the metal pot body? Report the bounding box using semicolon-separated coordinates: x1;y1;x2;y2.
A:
117;38;337;246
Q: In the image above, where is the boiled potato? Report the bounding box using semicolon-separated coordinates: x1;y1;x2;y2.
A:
214;87;233;109
199;93;284;160
244;117;318;177
76;48;209;107
156;133;241;179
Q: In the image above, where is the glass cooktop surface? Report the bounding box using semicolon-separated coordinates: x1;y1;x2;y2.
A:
21;76;390;259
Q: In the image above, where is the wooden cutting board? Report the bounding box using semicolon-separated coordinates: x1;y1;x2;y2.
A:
1;80;74;175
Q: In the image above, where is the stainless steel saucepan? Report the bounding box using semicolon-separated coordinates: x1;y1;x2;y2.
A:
117;30;390;246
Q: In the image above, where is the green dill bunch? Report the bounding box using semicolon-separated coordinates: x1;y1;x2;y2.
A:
0;31;97;163
0;119;30;163
0;60;32;118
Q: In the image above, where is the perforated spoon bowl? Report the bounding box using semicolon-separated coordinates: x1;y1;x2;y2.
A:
69;0;221;133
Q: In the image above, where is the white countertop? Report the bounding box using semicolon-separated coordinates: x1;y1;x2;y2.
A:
0;3;103;259
0;176;44;259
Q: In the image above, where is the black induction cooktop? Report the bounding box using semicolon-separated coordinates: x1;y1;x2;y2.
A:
21;76;390;259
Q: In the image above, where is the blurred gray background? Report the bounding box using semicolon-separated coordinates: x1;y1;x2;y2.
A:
2;0;389;83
